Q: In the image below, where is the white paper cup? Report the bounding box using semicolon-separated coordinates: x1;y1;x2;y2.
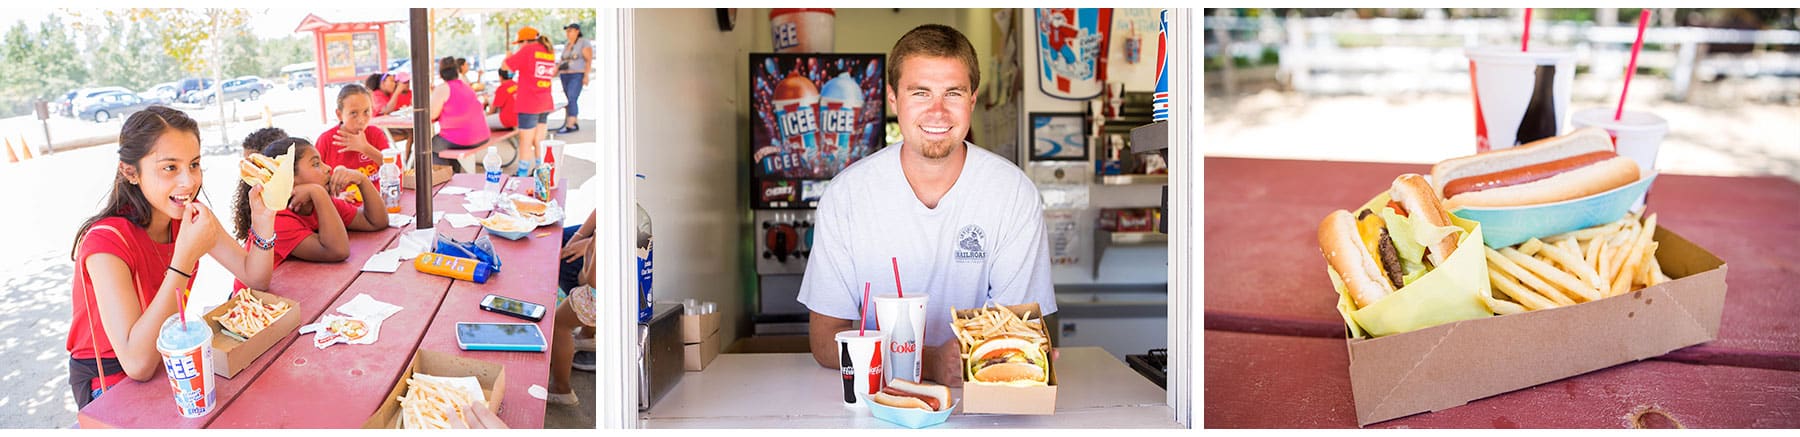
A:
1571;108;1668;211
834;330;886;409
1466;47;1577;152
872;294;927;384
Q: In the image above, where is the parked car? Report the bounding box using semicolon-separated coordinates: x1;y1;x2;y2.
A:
78;91;158;123
288;71;316;90
54;90;79;117
145;82;181;103
67;86;135;115
185;76;271;104
173;77;216;103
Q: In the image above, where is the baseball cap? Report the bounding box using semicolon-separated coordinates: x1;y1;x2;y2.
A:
515;26;539;43
563;23;581;32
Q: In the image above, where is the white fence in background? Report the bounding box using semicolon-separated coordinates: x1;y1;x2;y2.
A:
1204;15;1800;100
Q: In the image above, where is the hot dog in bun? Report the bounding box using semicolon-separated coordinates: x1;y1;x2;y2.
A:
1432;127;1640;210
870;379;951;412
240;153;279;186
1318;174;1463;309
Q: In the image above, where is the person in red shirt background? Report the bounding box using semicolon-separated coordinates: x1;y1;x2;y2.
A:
505;26;556;177
66;106;277;407
315;84;392;178
365;72;412;117
231;137;388;292
487;68;518;130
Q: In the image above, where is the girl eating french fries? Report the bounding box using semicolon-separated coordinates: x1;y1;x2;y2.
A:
66;106;279;408
230;137;388;291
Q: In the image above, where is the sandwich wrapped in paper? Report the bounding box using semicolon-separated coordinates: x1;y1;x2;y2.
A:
1329;191;1493;338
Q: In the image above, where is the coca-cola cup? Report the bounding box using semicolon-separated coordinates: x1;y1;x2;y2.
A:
835;330;886;409
1570;108;1668;212
872;294;927;384
1465;47;1576;153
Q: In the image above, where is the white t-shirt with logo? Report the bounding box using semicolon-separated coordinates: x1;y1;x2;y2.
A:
797;141;1057;348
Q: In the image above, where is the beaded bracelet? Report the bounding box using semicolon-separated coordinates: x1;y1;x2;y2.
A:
249;227;278;251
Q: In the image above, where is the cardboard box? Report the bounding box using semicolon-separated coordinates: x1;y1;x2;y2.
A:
203;289;302;378
1346;226;1727;426
364;349;507;429
682;331;721;371
680;312;721;344
956;303;1058;415
401;164;454;190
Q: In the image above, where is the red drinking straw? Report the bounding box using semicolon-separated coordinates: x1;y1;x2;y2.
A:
890;257;904;298
1521;8;1533;52
1617;9;1652;121
860;282;871;336
177;288;188;331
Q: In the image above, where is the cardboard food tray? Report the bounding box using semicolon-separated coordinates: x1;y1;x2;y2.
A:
1346;226;1727;426
204;289;302;378
402;164;454;190
363;349;507;429
680;312;721;344
956;303;1058;415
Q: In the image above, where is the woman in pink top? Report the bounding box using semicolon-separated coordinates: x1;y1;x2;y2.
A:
429;64;490;167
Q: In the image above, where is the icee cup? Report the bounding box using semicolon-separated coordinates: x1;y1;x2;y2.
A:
1329;191;1492;338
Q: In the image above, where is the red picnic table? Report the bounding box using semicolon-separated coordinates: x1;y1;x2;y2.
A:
77;173;566;428
1203;157;1800;428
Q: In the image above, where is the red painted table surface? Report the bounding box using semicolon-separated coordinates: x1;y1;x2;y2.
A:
1203;157;1800;427
77;179;439;429
79;174;561;428
1205;330;1800;428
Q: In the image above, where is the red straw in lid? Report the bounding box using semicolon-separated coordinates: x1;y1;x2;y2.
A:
860;282;871;336
1617;9;1652;121
1521;8;1533;52
891;257;903;298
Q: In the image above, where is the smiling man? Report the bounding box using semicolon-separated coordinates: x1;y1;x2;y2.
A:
797;25;1056;387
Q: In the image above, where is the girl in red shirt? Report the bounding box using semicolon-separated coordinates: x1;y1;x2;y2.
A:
67;106;278;408
506;26;557;177
232;138;388;284
315;84;392;178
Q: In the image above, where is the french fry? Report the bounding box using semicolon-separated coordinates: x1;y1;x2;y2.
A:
1500;247;1600;302
1537;238;1606;293
1485;247;1575;306
1518;238;1544;256
1636;241;1660;289
1488;268;1559;311
1651;256;1673;285
1547;221;1623;241
1611;214;1658;297
1485;296;1528;315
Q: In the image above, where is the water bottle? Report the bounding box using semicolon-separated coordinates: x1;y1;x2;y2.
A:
378;150;401;213
636;175;654;324
482;147;502;195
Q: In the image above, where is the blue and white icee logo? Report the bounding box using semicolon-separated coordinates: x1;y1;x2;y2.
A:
955;225;987;263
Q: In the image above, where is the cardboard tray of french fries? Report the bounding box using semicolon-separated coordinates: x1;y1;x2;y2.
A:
363;349;506;429
203;289;302;378
953;303;1058;415
1343;216;1727;426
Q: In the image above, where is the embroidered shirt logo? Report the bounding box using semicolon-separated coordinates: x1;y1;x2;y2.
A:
955;225;987;262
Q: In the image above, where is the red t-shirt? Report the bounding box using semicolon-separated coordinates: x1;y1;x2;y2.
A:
232;196;358;291
315;125;391;177
506;44;556;114
69;217;190;361
370;89;413;116
493;80;518;129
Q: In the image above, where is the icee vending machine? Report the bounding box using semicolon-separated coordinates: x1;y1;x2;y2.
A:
747;53;885;333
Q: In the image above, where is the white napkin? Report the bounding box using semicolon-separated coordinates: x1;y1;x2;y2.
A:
461;201;495;213
439;186;472;195
339;293;403;320
433;211;444;224
445;213;481;228
387;213;415;229
360;251;403;273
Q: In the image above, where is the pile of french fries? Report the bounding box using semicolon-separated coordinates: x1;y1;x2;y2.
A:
1483;213;1673;315
397;374;484;429
949;303;1050;357
213;291;291;339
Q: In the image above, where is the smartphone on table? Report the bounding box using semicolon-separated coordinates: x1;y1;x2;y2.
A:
480;294;546;322
455;322;547;352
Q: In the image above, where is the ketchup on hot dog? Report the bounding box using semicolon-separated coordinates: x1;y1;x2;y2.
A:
1441;151;1619;198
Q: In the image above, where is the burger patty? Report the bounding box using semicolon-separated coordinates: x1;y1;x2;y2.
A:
1377;228;1404;289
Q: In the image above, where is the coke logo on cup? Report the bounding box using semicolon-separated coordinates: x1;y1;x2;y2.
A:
890;341;917;354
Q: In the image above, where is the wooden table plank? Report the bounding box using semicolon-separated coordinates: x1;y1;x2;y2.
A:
1203;157;1800;358
1204;329;1800;428
209;174;495;428
417;179;565;428
76;182;440;428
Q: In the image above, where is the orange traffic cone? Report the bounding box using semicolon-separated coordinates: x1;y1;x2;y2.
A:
18;137;34;160
4;138;18;163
